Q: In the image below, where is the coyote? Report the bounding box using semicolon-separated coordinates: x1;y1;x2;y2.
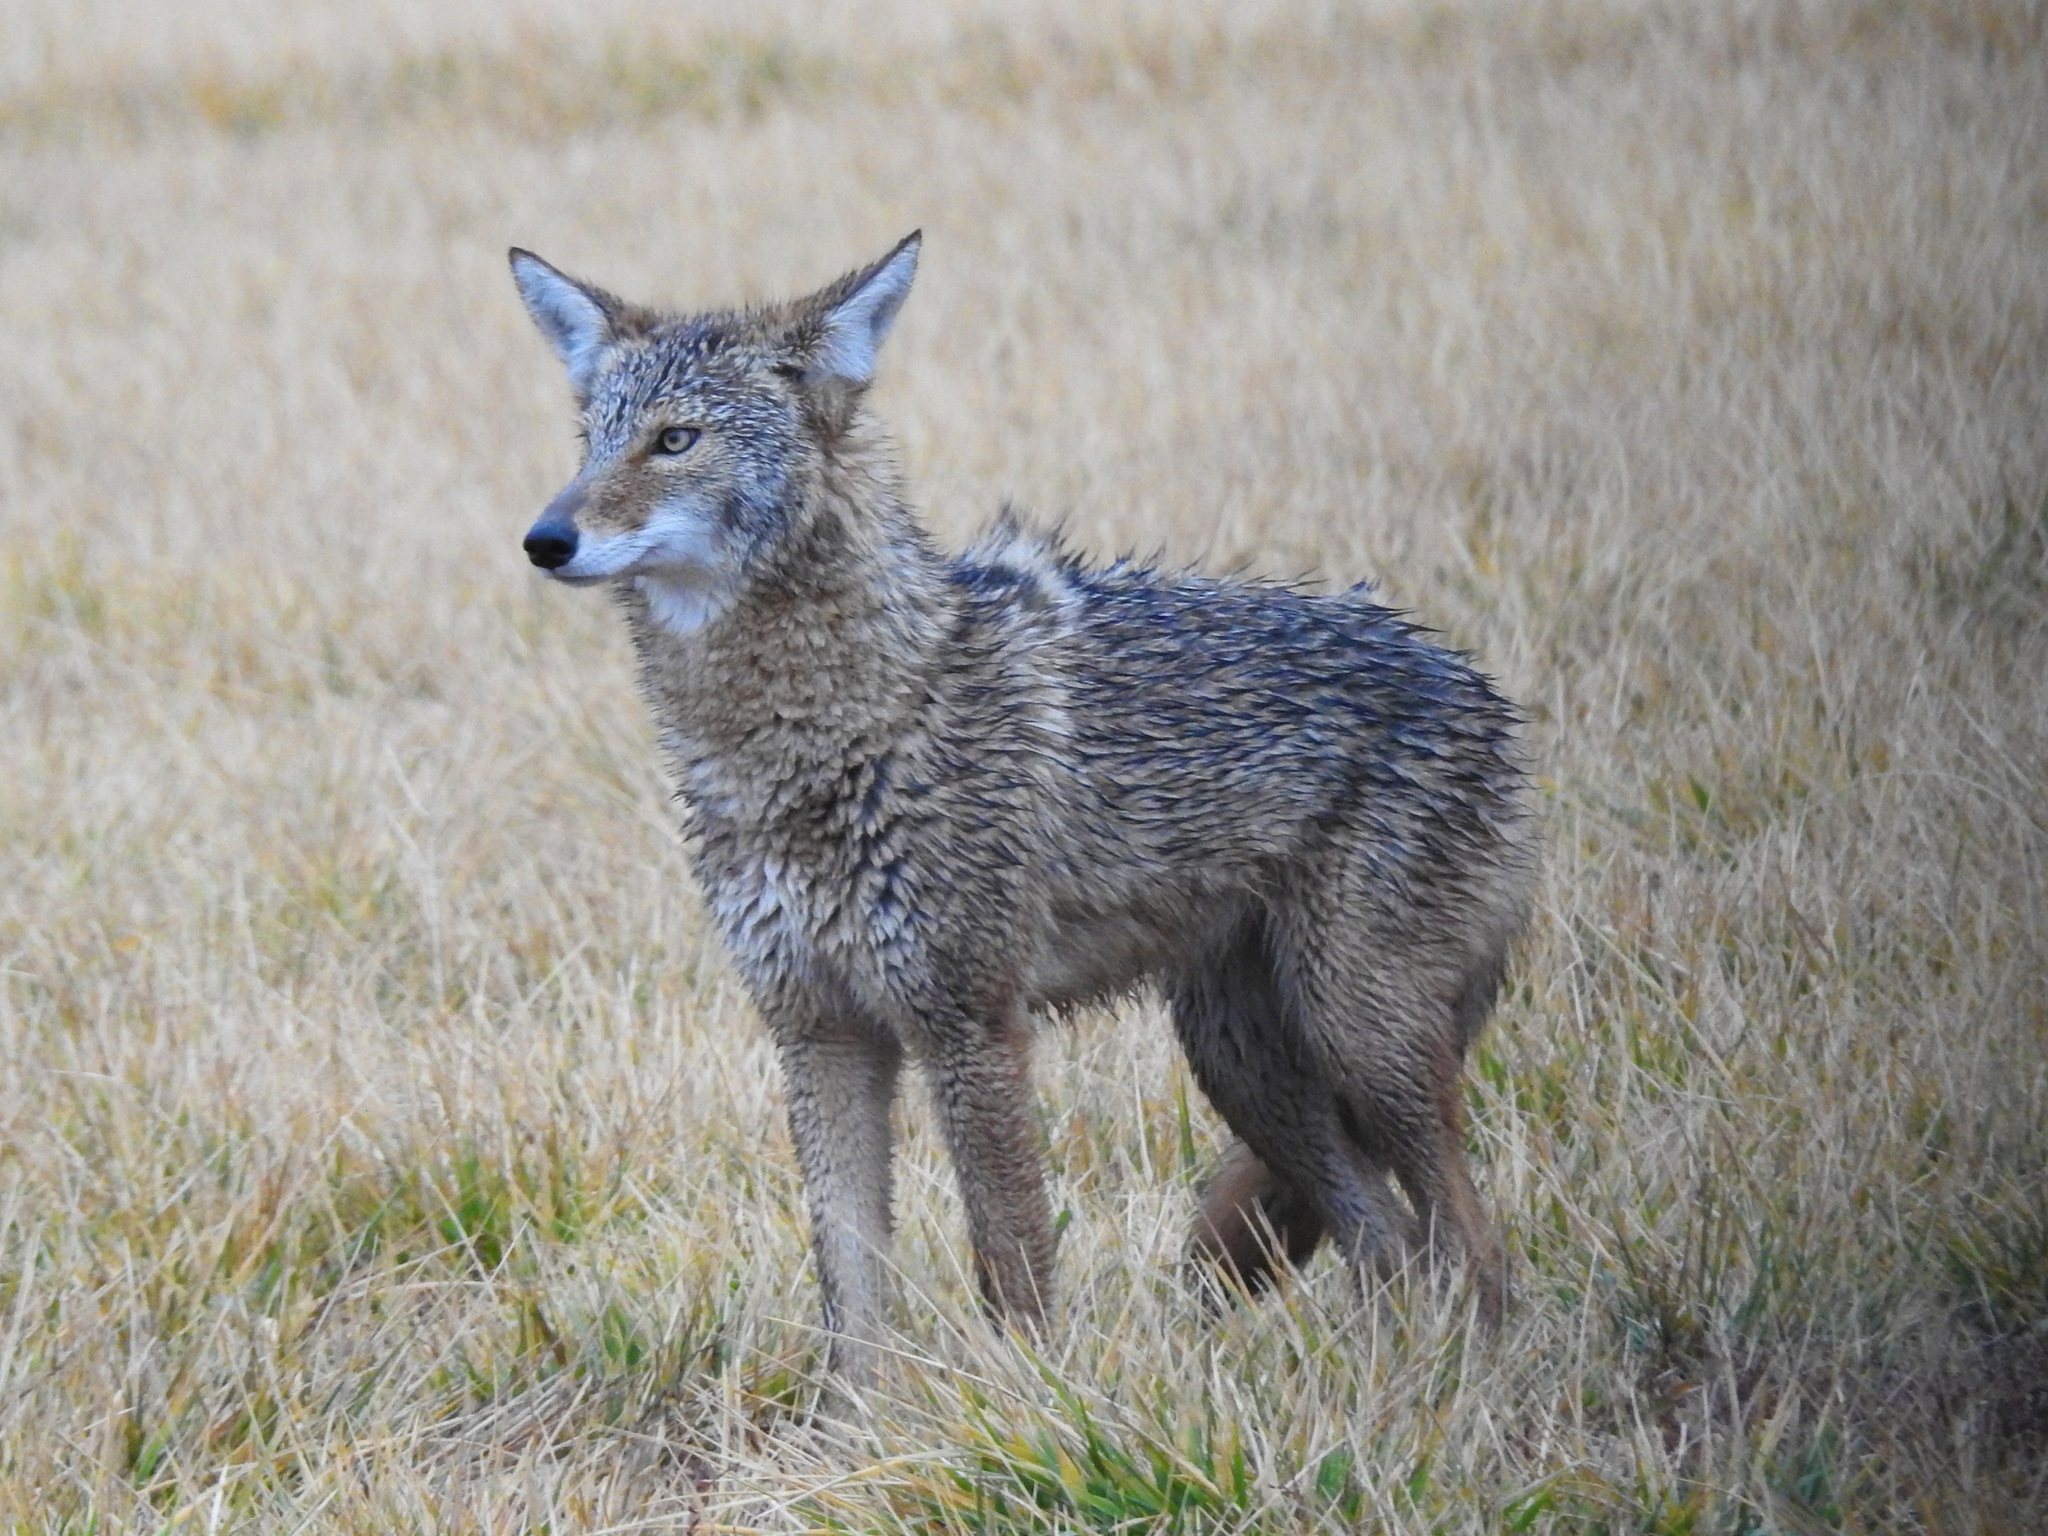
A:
508;233;1535;1387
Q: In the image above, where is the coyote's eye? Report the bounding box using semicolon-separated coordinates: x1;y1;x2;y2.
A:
653;426;701;456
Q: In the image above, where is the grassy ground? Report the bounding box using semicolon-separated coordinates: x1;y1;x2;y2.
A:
1;0;2045;1529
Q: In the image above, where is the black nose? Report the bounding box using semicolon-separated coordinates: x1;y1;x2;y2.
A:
524;524;577;570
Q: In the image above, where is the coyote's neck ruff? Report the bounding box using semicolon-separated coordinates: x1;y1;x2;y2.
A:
631;444;953;798
510;234;1535;1397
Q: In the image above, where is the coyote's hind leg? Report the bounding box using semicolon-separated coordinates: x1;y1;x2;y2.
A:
1383;1053;1509;1331
1262;878;1512;1330
1170;914;1411;1297
1189;1140;1326;1295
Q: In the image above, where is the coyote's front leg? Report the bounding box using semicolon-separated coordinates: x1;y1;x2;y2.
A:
772;1019;903;1393
925;1004;1056;1327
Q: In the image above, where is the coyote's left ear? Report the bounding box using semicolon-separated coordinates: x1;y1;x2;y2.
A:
509;249;625;396
796;231;921;388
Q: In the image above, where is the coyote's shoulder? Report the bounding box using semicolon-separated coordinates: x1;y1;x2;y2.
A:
508;232;1535;1397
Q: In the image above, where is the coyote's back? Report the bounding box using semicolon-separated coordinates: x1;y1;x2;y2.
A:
506;232;1536;1394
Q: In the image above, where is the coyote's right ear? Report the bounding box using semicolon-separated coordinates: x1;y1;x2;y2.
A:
797;231;921;389
509;250;622;395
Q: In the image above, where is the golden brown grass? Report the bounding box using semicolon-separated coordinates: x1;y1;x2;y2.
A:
1;0;2045;1528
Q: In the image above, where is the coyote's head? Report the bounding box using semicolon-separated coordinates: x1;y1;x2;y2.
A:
508;233;920;633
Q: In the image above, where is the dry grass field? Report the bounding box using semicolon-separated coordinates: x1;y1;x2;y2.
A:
1;0;2045;1528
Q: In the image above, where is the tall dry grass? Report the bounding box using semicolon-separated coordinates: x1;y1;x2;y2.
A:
1;0;2044;1529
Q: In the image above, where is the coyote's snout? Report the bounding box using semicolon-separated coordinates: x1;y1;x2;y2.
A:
521;485;582;570
507;233;1536;1393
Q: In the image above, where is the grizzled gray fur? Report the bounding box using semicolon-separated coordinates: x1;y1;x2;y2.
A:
507;232;1536;1392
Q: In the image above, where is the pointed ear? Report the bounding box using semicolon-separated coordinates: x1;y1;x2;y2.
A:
803;231;921;388
509;249;621;395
